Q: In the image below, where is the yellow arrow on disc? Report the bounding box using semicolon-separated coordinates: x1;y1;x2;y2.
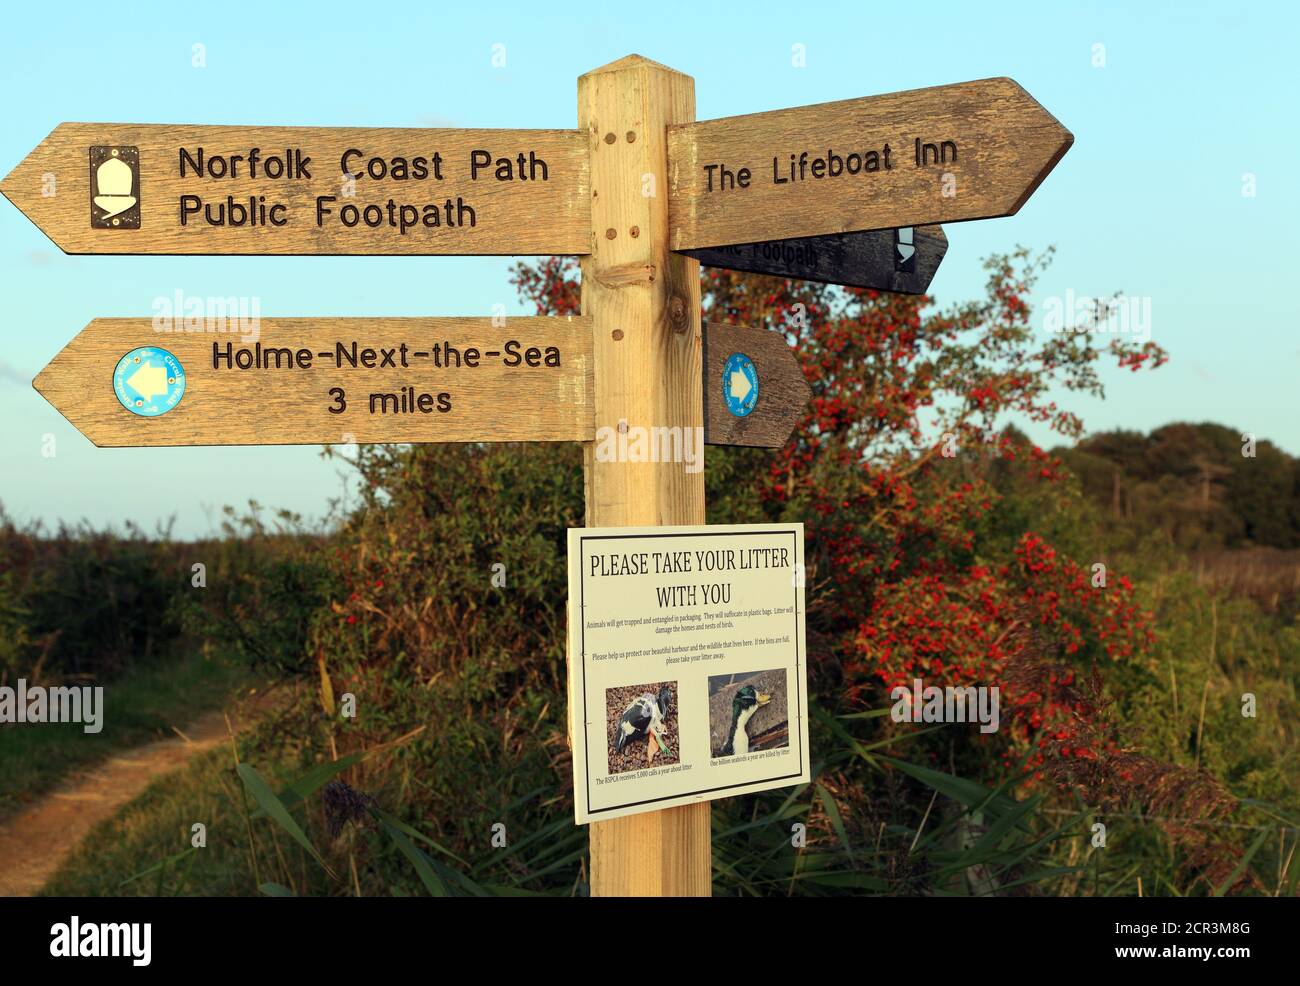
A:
126;361;169;401
729;368;752;402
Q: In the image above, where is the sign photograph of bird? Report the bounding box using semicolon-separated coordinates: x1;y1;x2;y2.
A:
709;670;790;759
606;681;678;774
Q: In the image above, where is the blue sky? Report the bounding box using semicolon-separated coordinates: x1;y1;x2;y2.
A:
1;1;1295;537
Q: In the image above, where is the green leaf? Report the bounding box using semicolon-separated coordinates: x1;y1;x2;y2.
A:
836;707;895;720
995;865;1086;893
968;794;1042;857
366;807;469;868
251;751;368;819
373;811;450;897
1212;825;1271;897
794;872;889;890
236;762;334;879
878;754;1020;821
119;847;198;888
1238;799;1300;833
259;882;297;897
171;850;200;898
470;815;582;878
816;783;853;858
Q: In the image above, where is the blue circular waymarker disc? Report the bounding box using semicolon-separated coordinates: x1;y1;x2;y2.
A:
113;347;186;417
722;352;759;418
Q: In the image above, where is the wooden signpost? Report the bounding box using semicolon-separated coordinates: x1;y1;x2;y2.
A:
684;225;947;294
4;55;1071;898
577;56;710;896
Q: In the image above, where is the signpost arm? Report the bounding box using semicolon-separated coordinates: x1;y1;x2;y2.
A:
578;55;709;896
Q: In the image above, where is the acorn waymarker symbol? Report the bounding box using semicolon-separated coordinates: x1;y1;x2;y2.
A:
89;146;140;229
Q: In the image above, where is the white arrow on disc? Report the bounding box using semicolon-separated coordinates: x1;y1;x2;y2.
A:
127;361;169;401
730;369;752;401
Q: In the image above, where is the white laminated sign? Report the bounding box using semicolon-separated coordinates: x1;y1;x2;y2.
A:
567;523;810;824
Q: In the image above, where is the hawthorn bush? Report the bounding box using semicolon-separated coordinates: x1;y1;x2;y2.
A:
513;251;1167;768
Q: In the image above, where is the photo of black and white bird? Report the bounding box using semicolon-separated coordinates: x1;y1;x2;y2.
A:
606;681;679;775
709;670;789;758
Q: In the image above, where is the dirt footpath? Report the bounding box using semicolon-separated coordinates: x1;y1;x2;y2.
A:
0;691;276;896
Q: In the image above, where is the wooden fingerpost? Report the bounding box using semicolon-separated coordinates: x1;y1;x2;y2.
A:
578;55;710;897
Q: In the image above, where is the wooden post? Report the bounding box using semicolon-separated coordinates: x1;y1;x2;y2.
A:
578;55;710;896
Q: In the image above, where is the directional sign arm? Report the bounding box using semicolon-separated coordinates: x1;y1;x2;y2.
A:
703;321;810;448
2;124;590;255
34;317;594;446
682;225;947;294
668;77;1072;250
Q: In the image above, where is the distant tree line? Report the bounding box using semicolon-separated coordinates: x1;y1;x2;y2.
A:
1055;423;1300;550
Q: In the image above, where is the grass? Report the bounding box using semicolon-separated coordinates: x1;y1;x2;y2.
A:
0;649;258;819
42;694;1100;898
28;549;1300;898
26;598;1300;897
39;718;310;894
1192;546;1300;616
40;723;307;897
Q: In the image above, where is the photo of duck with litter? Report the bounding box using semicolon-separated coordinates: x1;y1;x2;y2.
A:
709;670;789;758
605;680;679;775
